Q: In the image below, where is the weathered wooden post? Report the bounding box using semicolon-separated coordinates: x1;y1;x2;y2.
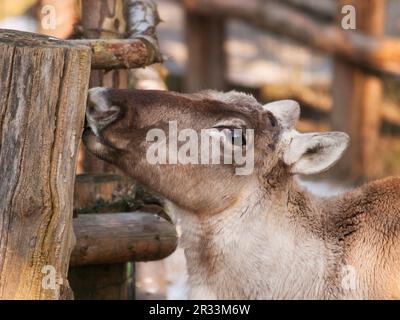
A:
0;29;91;299
184;1;226;92
78;0;131;173
69;0;135;300
331;0;385;180
69;0;163;300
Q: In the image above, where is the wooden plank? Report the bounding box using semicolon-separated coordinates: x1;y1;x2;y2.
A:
280;0;335;20
0;29;91;299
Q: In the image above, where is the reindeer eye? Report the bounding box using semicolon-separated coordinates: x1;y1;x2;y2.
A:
214;126;246;147
230;130;246;147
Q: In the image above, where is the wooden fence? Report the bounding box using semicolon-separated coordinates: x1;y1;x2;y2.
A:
0;0;176;300
1;0;399;300
182;0;400;180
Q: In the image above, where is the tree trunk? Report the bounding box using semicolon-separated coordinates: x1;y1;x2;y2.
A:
0;29;91;299
331;0;385;180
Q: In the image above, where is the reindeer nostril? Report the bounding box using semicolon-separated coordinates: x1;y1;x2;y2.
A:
86;87;120;133
88;104;120;124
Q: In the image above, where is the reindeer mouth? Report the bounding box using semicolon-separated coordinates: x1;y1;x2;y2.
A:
82;127;104;156
82;127;175;224
82;126;119;163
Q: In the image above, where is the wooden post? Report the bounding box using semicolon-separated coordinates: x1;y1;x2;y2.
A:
69;263;134;300
183;0;400;77
0;29;91;299
331;0;385;180
184;9;226;92
71;1;163;299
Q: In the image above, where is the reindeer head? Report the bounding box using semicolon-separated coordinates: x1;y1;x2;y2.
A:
84;88;349;214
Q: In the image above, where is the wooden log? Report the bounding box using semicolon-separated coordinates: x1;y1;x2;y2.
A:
125;0;162;59
261;83;400;127
70;0;162;70
331;0;385;179
184;9;226;91
0;29;91;299
70;173;138;298
183;0;400;77
70;212;178;266
280;0;335;20
71;38;162;70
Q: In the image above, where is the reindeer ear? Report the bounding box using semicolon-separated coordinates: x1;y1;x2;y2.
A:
283;132;349;175
263;100;300;129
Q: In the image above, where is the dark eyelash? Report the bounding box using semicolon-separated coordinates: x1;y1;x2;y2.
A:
213;125;239;131
267;112;277;127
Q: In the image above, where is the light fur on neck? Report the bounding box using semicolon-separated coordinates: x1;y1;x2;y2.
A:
165;179;344;299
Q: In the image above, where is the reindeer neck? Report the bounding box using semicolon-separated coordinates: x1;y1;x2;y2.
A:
168;179;340;299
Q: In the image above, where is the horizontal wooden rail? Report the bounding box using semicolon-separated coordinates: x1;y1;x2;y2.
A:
183;0;400;77
69;38;163;69
70;212;178;266
70;0;163;70
279;0;335;20
260;83;400;127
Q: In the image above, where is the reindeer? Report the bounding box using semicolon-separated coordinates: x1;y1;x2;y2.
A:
83;87;400;299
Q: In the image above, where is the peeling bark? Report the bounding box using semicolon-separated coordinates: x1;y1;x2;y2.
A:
71;0;162;70
72;38;162;69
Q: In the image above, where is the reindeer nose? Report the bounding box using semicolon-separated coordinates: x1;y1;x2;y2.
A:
86;87;120;134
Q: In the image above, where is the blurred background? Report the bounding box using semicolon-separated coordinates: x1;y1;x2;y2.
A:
1;0;400;299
